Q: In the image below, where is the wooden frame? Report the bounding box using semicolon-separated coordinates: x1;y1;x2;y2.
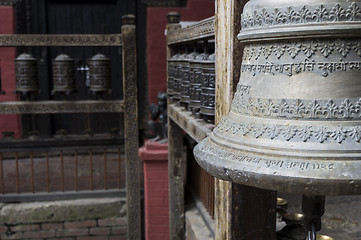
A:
166;13;215;240
0;15;141;240
166;1;277;239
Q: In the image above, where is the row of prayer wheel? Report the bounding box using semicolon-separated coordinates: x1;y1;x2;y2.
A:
168;41;215;123
15;53;111;95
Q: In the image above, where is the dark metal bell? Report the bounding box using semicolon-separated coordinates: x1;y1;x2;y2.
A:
88;53;111;95
194;0;361;196
52;54;76;95
15;53;38;95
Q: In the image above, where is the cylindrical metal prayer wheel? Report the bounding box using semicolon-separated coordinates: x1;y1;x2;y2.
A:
88;53;111;94
189;49;209;116
15;53;38;94
200;52;215;123
194;0;361;195
180;46;198;108
173;48;187;103
168;50;181;102
52;54;76;95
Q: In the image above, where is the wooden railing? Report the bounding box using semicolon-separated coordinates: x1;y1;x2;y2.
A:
166;12;216;239
0;15;141;240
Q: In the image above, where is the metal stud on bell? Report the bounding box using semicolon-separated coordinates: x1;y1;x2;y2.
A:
15;53;38;95
52;53;76;95
88;53;111;95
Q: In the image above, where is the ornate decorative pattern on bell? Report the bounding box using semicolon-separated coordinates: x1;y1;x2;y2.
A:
15;53;38;95
52;53;76;95
88;53;111;95
194;0;361;195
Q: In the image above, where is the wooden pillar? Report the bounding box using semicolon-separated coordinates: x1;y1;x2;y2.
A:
168;119;185;240
122;14;141;240
166;12;185;240
215;0;277;239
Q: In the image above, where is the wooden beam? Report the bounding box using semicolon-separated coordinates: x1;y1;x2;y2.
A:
215;0;277;239
0;34;122;46
0;100;124;114
168;104;213;143
122;15;141;240
168;118;185;240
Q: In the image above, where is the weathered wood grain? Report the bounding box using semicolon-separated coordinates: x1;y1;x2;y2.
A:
122;15;141;240
168;104;213;143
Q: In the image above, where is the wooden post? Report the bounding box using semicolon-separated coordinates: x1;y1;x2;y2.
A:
168;119;185;240
122;14;141;240
215;0;277;239
166;12;185;240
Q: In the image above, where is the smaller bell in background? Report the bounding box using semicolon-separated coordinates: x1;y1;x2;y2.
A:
88;53;111;95
51;53;76;95
15;53;39;96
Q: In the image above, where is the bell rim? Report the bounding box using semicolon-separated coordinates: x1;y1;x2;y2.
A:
194;136;361;195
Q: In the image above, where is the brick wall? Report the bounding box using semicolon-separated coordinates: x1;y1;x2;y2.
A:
0;198;127;240
0;218;126;240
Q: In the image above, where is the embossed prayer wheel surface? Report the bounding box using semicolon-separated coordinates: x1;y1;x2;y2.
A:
173;49;186;103
52;54;76;95
189;50;210;115
180;47;198;108
168;50;182;102
194;0;361;195
200;53;215;123
88;53;111;94
15;53;38;94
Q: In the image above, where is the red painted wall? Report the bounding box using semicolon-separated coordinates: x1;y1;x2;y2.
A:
0;6;21;139
147;0;215;106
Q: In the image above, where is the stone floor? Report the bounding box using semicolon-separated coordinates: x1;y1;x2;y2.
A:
278;193;361;240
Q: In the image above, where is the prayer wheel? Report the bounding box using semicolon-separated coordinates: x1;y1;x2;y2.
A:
15;53;38;94
88;53;111;94
200;52;215;123
52;53;76;95
189;46;210;116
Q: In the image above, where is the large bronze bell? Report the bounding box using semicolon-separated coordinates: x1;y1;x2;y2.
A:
52;53;76;95
88;53;111;95
194;0;361;196
15;53;38;95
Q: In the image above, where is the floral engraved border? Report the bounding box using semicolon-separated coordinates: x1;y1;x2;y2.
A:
242;39;361;61
231;96;361;120
167;16;215;44
215;117;361;144
241;2;361;30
